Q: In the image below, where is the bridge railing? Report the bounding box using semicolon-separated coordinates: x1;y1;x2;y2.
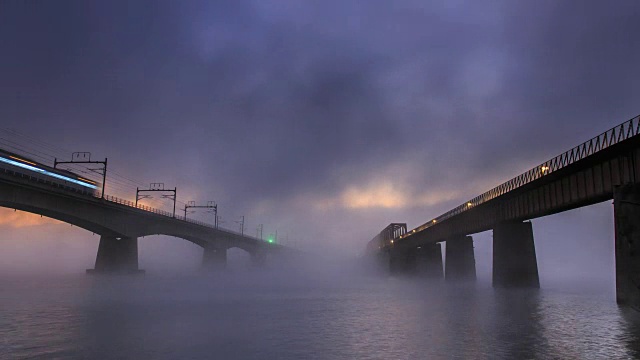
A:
102;195;263;240
406;114;640;237
102;194;248;235
103;194;177;219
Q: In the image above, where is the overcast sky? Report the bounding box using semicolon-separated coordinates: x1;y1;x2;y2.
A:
0;1;639;278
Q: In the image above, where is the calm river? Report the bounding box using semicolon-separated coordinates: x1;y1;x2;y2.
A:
1;271;639;359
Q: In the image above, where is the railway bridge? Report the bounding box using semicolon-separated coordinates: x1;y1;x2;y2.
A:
367;114;640;310
0;167;285;273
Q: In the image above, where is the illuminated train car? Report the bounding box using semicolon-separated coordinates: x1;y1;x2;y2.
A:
0;148;99;196
366;223;407;253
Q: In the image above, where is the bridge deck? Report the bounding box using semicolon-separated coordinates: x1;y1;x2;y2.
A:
392;114;640;249
0;165;274;250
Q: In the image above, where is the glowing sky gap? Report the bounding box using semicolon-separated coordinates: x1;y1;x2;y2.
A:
0;156;98;189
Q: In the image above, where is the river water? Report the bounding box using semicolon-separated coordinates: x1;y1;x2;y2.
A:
1;271;639;360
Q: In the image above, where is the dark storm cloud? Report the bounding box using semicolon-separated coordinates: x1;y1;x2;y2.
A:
498;1;640;141
447;0;640;199
1;0;640;254
192;37;399;200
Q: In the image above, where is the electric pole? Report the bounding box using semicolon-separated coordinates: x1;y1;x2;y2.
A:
235;216;245;235
184;201;217;226
257;224;263;240
135;183;177;218
54;152;107;199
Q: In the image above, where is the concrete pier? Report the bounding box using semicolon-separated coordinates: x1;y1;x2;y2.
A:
387;245;443;278
251;251;267;267
389;247;423;275
374;251;390;275
389;248;407;275
404;249;418;274
87;235;143;274
202;246;227;270
417;243;443;279
493;221;540;288
445;236;476;281
614;184;640;310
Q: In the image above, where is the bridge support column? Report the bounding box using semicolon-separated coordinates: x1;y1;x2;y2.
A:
493;221;539;288
404;249;418;275
87;236;143;274
388;248;401;274
251;251;267;267
375;251;390;275
202;246;227;270
445;236;476;281
614;184;640;310
418;243;443;279
389;248;413;275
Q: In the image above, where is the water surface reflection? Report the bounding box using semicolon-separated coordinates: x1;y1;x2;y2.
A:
1;274;639;359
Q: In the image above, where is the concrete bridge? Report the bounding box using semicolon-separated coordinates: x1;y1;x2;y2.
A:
367;114;640;310
0;165;285;273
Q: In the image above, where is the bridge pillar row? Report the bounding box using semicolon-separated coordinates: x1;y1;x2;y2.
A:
388;246;443;277
87;235;143;274
492;221;539;288
202;246;227;270
445;236;476;281
389;248;415;275
614;184;640;310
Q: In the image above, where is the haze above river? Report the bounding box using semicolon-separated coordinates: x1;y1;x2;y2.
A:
2;270;639;360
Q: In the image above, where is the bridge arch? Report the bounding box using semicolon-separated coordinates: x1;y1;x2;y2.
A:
133;227;260;255
226;247;254;269
0;201;125;237
0;179;277;273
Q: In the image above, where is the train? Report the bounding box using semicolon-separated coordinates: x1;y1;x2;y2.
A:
0;148;100;196
366;223;408;253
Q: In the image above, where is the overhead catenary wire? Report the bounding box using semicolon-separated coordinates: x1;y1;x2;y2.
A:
0;128;181;210
0;127;240;230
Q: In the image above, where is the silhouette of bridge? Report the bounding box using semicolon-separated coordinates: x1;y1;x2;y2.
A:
367;114;640;310
0;162;286;273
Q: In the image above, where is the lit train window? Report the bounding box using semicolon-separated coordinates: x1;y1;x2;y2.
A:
0;156;97;189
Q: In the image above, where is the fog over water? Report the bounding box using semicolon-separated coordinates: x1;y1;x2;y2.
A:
0;200;616;284
1;200;639;359
2;266;640;359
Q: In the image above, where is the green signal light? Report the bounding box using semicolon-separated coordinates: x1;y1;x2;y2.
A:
267;238;274;243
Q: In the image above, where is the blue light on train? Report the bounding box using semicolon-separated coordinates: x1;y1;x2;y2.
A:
0;156;98;189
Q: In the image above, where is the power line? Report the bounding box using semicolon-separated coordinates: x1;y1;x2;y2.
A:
0;128;159;197
0;128;231;228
